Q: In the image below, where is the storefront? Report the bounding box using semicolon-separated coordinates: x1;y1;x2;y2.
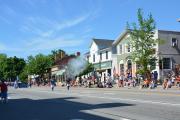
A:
93;61;112;82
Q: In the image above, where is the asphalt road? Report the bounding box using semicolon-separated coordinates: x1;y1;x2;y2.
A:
1;86;180;120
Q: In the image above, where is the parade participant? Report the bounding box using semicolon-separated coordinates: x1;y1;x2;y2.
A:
66;78;71;90
50;77;56;91
0;80;8;103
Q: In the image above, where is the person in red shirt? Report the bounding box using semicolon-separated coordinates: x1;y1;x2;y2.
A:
0;80;8;103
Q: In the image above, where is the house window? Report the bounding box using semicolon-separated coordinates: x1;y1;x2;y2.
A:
126;44;131;53
163;58;171;69
93;54;95;62
119;44;122;54
106;51;108;59
172;38;178;47
120;64;124;74
127;60;132;69
100;53;102;61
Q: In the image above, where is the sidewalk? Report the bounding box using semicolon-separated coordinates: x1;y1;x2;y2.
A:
73;85;180;94
29;84;180;95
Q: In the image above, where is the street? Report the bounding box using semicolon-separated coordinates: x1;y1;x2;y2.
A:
1;87;180;120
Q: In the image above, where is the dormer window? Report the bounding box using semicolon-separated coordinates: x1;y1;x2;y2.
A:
172;38;178;47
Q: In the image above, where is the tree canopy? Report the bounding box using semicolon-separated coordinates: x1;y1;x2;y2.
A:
0;55;26;81
26;54;53;79
127;8;158;77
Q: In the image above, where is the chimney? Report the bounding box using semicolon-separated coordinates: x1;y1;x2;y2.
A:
77;52;80;56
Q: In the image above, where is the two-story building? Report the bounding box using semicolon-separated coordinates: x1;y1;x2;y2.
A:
112;29;180;79
88;38;114;81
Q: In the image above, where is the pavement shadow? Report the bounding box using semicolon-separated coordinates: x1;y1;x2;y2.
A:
0;97;134;120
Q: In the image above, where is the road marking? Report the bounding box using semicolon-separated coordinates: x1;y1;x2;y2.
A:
82;110;131;120
104;93;115;95
22;89;180;107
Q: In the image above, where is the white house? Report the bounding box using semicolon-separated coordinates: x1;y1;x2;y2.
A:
88;38;114;82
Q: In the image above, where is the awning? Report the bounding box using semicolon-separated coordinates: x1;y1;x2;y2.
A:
51;71;58;75
56;69;65;76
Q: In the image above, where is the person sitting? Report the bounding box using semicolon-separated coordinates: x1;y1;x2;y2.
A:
149;80;155;89
143;78;150;88
166;79;172;89
162;78;168;89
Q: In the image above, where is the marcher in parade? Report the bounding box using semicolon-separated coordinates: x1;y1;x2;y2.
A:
0;80;8;103
14;80;18;89
50;77;56;91
28;79;32;88
66;78;71;90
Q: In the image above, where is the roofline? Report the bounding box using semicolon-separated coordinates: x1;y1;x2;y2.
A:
113;30;129;46
89;38;114;48
157;29;180;34
99;47;112;52
113;29;180;46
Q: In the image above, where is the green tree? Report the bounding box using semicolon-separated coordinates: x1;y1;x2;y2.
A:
50;49;66;65
127;9;158;78
19;65;28;83
79;63;94;76
26;54;53;80
3;56;26;81
0;54;7;80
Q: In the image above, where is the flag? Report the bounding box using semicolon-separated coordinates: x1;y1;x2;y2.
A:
113;66;116;76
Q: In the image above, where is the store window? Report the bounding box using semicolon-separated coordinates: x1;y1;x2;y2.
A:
120;64;124;74
163;58;171;69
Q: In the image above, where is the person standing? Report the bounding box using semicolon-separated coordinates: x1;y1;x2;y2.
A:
28;79;32;88
66;78;71;90
0;81;8;103
14;80;18;89
50;77;56;91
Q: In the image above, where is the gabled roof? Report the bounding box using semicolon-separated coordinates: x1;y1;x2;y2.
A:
158;30;180;35
92;38;114;50
113;30;129;46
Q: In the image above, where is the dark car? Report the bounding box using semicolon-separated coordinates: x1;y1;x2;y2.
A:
18;82;28;88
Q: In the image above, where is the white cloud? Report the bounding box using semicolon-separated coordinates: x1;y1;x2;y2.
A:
2;1;101;57
0;43;6;50
27;37;84;51
1;5;16;16
20;14;90;38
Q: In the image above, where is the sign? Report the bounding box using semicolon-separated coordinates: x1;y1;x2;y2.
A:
93;61;112;70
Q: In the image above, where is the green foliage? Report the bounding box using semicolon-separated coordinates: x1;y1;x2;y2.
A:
50;49;66;65
19;65;28;83
0;54;7;80
26;54;53;78
0;55;26;81
78;63;94;76
127;8;158;77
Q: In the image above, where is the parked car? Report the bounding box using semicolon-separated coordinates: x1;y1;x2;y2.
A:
18;82;28;88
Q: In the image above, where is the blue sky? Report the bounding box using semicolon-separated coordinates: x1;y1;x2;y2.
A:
0;0;180;59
